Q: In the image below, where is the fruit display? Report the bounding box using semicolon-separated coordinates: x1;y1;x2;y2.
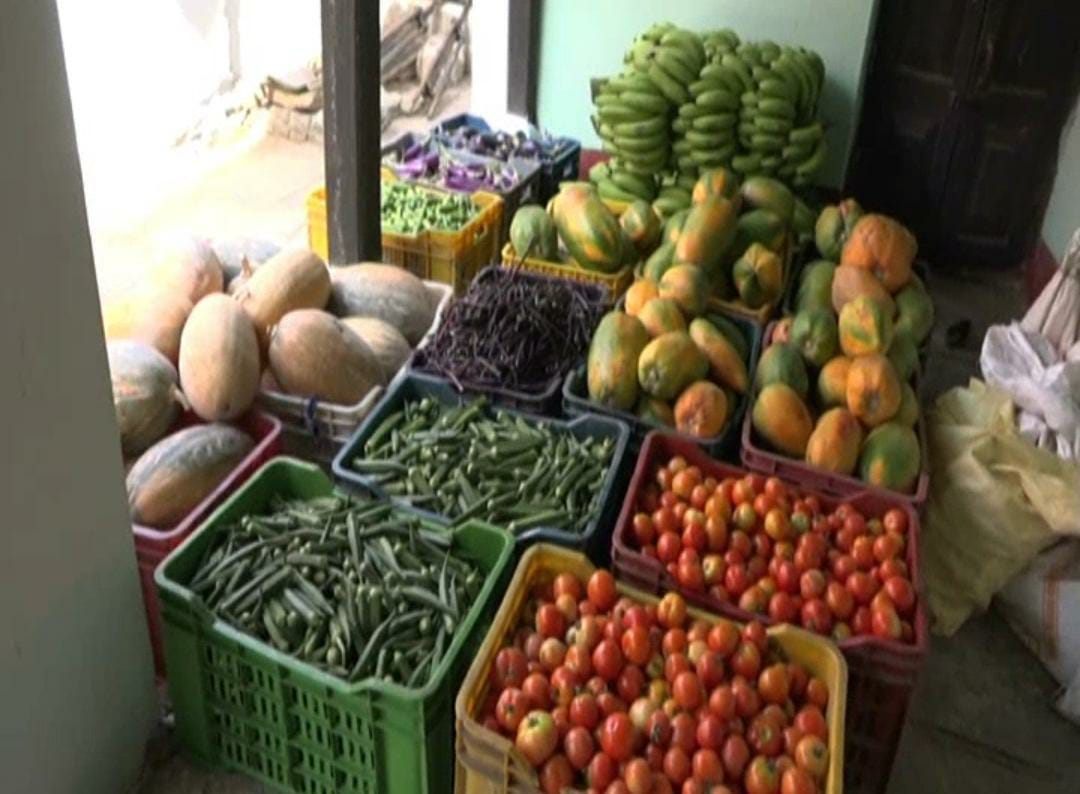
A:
621;448;921;646
753;205;933;495
470;560;839;793
590;22;829;220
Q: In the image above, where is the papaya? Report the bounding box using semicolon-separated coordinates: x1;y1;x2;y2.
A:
625;279;660;317
553;187;625;273
620;200;663;255
739;176;795;225
674;196;739;276
772;317;793;344
814;199;863;261
636;395;675;427
790;308;839;368
732;243;783;309
638;331;709;401
895;381;919;427
638;298;687;338
664;208;691;246
846;354;901;427
894;282;934;345
795;260;836;313
805;408;864;475
692;167;738;204
689;317;749;393
841;214;917;293
888;334;920;382
675;381;730;438
706;313;749;361
642;241;676;282
831;264;895;317
659;264;709;318
754;342;809;398
817;356;852;409
510;204;558;260
859;422;921;493
587;311;649;411
752;383;814;457
839;296;894;356
734;209;786;253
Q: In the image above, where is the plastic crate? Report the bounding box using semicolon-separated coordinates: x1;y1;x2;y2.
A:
408;265;608;416
455;543;847;794
156;457;514;794
330;371;632;564
500;242;632;302
611;432;927;794
741;322;931;508
256;280;452;443
708;233;795;325
306;180;503;296
433;113;581;204
132;410;283;678
562;310;762;460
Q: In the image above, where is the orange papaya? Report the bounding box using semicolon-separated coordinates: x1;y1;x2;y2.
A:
752;383;814;457
620;200;663;255
733;243;784;310
674;196;739;275
692;167;738;205
689;317;748;393
675;381;730;438
638;331;709;401
553;187;624;273
659;264;709;318
839;295;894;356
846;354;901;427
805;408;863;475
625;279;659;317
638;298;687;338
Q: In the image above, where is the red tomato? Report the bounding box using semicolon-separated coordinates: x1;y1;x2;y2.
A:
757;664;790;706
851;606;872;636
632;512;657;547
646;708;673;747
706;623;738;657
523;672;551;709
695;650;726;690
768;592;798;623
664;746;692;785
709;685;736;721
872;532;903;563
536;604;567;639
798;570;826;600
672;468;700;499
593;639;624;682
704;515;729;552
702;554;726;587
550;666;577;707
763;509;790;542
692;747;725;783
786;663;808;699
729;530;754;559
496;687;530;733
824;581;854;621
682;522;708;554
732;676;762;719
739;586;769;615
588;570;618;611
523;631;544;662
769;560;795;595
564;725;594;771
494;647;529;689
846;571;878;605
871;604;903;640
678;560;706;592
748;713;784;757
555;593;578;623
553;572;583;602
657;592;687;629
730;641;761;679
793;706;827;741
800;598;833;635
670;712;698;752
588;751;618;790
655;507;680;537
780;766;816;794
516;710;558;766
539;637;566;672
663;628;688;656
600;712;635;762
782;726;804;757
664;651;691;684
570;692;600;729
539;753;573;794
879;558;909;580
745;755;781;794
621;625;652;666
673;670;704;711
742;621;768;652
624;757;653;794
565;643;594;679
831;553;857;581
794;734;829;779
606;779;631;794
850;536;874;570
805;678;829;710
883;507;908;535
723;563;750;598
747;555;769;582
883;576;916;614
721;734;750;779
618;665;646;703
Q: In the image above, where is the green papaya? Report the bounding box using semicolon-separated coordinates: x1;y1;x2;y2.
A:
587;311;649;410
509;205;557;259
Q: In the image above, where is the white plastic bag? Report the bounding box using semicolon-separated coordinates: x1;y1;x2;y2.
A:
980;322;1080;460
1023;228;1080;355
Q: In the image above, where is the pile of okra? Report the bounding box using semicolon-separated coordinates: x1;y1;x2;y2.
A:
381;180;478;235
350;396;615;535
188;495;483;687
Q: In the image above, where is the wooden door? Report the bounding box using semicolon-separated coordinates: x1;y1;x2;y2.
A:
848;0;1080;269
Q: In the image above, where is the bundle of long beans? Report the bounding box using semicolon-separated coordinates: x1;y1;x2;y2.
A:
188;495;483;687
414;267;605;394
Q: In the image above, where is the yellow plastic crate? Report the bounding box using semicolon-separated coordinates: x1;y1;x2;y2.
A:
454;544;847;794
307;178;504;295
500;242;632;302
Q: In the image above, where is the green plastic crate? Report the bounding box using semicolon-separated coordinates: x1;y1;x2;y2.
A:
155;456;514;794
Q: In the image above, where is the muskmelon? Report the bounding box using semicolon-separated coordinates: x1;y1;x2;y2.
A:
179;295;261;421
329;263;435;345
127;424;254;528
107;340;184;457
147;237;224;304
102;289;193;363
269;309;385;404
234;248;331;349
340;316;408;378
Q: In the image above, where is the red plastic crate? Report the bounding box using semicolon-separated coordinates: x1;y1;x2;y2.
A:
740;322;930;509
611;431;928;794
132;410;283;678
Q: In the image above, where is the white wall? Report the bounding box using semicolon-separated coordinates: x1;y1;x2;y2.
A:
1042;102;1080;261
0;3;158;792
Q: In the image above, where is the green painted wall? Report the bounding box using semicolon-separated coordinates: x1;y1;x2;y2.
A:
1042;104;1080;261
537;0;879;187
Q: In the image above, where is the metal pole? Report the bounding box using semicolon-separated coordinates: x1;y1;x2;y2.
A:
321;0;382;263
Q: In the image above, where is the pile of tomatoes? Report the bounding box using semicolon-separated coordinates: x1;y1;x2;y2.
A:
477;570;833;794
625;456;917;644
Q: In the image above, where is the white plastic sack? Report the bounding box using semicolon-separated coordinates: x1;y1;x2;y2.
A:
1023;228;1080;355
980;322;1080;460
997;541;1080;725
